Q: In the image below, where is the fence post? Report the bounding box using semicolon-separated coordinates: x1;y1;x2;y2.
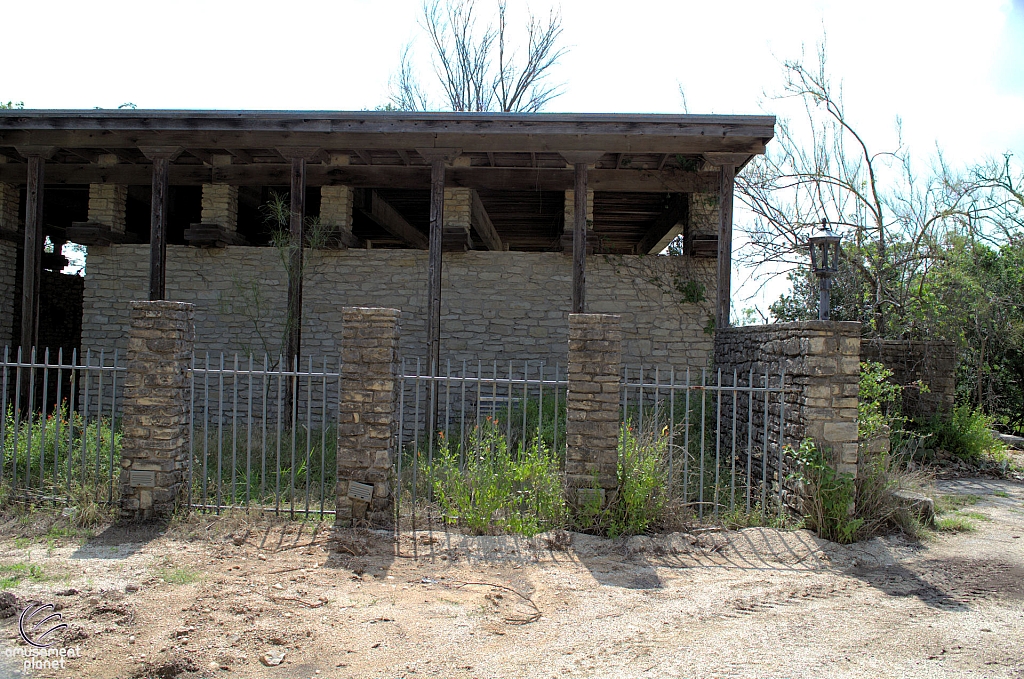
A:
119;301;194;520
565;313;622;508
336;307;401;527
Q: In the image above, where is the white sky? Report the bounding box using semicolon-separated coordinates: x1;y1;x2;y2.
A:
4;0;1023;313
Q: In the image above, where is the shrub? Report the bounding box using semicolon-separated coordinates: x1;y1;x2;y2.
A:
790;439;863;544
611;425;668;537
924;404;1007;463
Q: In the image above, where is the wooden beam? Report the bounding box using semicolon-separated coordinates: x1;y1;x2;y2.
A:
572;162;588;314
716;163;736;330
353;189;429;249
427;159;444;386
635;194;688;255
352;149;373;166
469;190;503;251
19;154;47;350
0;163;721;193
139;147;181;299
396;149;412;166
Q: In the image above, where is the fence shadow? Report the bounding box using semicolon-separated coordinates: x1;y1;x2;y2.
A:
70;520;167;561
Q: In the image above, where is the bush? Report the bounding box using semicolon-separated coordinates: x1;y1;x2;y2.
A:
924;404;1007;463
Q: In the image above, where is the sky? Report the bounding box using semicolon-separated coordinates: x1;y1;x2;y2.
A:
3;0;1023;311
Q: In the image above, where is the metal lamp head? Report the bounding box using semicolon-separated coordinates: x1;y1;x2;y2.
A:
807;218;841;278
807;218;842;321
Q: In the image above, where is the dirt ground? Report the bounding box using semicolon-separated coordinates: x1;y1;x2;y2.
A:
0;477;1022;679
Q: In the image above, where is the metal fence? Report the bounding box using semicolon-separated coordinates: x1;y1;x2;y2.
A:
621;366;790;518
188;354;342;517
396;359;568;530
0;346;125;504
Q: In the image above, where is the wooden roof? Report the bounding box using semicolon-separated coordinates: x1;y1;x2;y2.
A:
0;110;775;253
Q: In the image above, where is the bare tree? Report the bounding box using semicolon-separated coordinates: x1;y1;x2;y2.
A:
389;0;568;112
736;41;980;337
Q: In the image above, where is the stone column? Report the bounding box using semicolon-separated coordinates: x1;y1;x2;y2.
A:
200;184;239;232
320;185;362;248
560;188;594;252
336;307;401;527
565;313;622;506
119;301;194;520
87;154;128;236
442;186;472;251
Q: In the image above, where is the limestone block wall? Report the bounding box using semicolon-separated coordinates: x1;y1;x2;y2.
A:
860;339;956;419
0;240;15;350
714;321;861;506
81;246;716;370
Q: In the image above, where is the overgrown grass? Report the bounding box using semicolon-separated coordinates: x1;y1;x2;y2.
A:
189;422;337;512
424;419;563;536
935;515;977;533
1;402;122;504
934;493;980;513
156;566;201;585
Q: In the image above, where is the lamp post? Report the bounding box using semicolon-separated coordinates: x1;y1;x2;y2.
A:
808;219;842;321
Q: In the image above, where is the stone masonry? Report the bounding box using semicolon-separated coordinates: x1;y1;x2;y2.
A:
443;187;472;250
200;184;239;233
87;154;127;235
561;189;594;251
336;307;401;527
80;247;715;370
320;185;356;244
565;314;622;505
861;339;955;419
118;301;195;520
715;321;861;497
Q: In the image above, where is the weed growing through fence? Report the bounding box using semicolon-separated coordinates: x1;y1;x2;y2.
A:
425;419;563;536
609;425;668;537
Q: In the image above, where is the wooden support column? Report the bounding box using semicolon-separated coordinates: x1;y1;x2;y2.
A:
276;147;320;369
14;147;54;351
140;147;183;301
704;153;748;331
287;156;307;368
560;152;604;315
417;148;461;379
572;163;588;314
427;158;445;376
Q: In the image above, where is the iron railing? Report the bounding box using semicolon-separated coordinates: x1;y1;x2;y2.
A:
188;354;342;517
621;366;790;518
0;346;125;504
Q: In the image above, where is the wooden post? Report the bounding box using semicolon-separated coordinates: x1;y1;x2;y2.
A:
703;153;748;331
19;154;46;351
139;147;182;301
427;158;444;378
149;158;170;300
572;162;588;314
286;156;307;370
716;163;735;330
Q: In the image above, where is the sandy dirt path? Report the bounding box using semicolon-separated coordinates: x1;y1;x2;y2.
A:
0;477;1021;679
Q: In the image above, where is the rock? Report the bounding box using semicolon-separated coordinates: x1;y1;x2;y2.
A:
257;554;267;561
272;583;284;590
231;535;246;546
893;489;935;526
125;584;140;593
260;650;286;667
0;592;19;619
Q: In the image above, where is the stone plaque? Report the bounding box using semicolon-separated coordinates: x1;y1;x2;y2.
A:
347;481;374;503
129;470;156;488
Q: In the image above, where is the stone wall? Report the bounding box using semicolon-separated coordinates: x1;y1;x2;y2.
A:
860;339;956;420
714;321;861;507
81;246;715;369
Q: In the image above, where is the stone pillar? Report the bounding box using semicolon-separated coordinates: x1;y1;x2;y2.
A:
200;184;239;232
565;313;622;506
320;185;361;248
803;325;861;476
119;301;194;520
442;186;472;251
561;188;594;252
336;307;401;527
88;155;128;235
0;176;17;349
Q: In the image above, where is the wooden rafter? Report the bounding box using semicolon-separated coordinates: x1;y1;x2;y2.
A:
353;188;428;249
469;190;503;251
634;194;688;255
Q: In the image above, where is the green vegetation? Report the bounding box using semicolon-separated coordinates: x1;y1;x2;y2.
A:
157;566;201;585
789;439;862;544
0;563;48;589
934;515;977;533
920;405;1009;464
